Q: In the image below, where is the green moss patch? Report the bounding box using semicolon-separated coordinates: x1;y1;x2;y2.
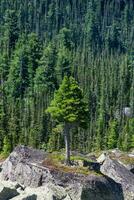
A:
42;152;101;176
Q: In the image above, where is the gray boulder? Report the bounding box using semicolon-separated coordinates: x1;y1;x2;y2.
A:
1;146;51;187
11;183;70;200
67;175;124;200
97;153;107;164
10;178;123;200
100;156;134;200
118;161;134;174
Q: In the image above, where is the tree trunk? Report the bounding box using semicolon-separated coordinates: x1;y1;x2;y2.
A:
64;123;71;165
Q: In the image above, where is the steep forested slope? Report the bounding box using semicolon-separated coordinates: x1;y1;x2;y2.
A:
0;0;134;154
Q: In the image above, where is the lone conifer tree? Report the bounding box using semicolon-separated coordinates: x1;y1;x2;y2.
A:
47;76;88;165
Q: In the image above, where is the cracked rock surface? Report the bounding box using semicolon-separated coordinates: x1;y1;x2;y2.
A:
0;146;133;200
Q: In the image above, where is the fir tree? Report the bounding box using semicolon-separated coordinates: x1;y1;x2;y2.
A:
47;76;88;164
107;120;118;149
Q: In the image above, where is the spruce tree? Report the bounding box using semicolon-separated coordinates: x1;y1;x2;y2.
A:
107;120;118;149
2;136;11;156
47;76;88;165
6;42;29;98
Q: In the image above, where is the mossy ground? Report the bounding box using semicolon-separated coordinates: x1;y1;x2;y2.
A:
0;154;6;163
42;152;101;176
107;151;134;165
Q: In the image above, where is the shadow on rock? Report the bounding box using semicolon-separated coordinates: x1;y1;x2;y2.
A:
81;175;124;200
24;194;37;200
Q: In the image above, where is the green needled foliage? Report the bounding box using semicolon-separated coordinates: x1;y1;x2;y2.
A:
2;136;11;157
6;43;29;98
107;120;118;149
47;76;88;128
34;42;57;92
0;0;134;153
121;118;134;151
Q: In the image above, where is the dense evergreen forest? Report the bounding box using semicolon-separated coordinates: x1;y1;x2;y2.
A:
0;0;134;155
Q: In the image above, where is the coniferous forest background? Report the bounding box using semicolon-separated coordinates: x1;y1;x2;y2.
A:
0;0;134;154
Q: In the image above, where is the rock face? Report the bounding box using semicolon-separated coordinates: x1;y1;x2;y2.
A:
0;146;133;200
119;161;134;174
1;146;50;187
97;153;107;164
0;176;124;200
100;156;134;200
81;175;124;200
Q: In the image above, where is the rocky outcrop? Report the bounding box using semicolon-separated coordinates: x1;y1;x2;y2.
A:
81;175;124;200
1;146;50;187
0;146;133;200
0;176;124;200
11;183;69;200
100;156;134;200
